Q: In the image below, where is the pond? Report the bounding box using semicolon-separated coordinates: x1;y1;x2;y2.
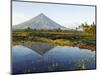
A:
12;44;96;74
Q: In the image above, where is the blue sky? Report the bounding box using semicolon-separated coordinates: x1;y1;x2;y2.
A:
12;1;95;29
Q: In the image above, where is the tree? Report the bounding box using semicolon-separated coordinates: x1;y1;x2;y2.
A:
78;22;96;34
27;27;31;30
76;27;78;31
90;22;96;34
56;28;61;32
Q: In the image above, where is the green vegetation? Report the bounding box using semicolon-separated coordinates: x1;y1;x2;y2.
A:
13;22;96;51
78;22;96;34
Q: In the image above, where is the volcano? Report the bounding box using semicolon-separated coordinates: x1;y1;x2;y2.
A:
12;13;67;30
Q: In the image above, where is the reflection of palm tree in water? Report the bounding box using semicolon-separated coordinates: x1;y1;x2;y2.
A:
76;57;95;70
76;60;86;69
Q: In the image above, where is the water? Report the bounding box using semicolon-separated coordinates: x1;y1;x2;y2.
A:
12;45;96;74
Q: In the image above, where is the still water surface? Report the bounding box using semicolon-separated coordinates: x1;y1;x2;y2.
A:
12;45;96;74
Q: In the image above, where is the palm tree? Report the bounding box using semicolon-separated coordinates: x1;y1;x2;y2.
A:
76;27;78;31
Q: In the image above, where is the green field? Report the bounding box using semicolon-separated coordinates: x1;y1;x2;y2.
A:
12;28;96;51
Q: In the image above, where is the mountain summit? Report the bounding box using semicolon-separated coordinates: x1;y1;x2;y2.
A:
12;13;67;30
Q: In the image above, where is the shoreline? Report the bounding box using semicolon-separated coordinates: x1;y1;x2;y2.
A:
12;41;96;51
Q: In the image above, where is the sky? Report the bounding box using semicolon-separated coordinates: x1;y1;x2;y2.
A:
12;1;95;29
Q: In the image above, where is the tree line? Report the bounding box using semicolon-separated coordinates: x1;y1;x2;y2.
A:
76;22;96;34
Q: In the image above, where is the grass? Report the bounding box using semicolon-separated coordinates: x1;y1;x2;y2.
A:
12;29;96;50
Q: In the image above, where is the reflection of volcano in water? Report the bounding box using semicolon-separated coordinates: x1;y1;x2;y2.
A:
12;43;96;74
23;43;54;55
12;45;43;74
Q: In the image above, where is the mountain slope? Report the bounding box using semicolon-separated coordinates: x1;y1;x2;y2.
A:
12;13;67;30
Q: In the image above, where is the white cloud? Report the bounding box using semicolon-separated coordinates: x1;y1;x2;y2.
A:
12;12;33;25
